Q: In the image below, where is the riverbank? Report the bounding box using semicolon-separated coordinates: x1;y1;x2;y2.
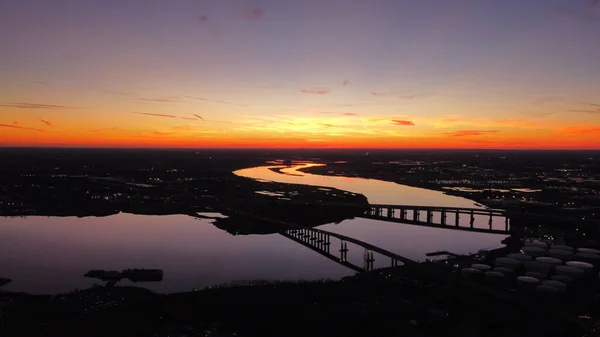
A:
296;162;599;222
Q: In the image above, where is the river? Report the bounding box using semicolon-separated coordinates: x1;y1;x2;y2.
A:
0;163;507;294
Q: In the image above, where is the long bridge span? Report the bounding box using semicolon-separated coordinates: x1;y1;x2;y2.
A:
365;204;511;234
237;199;600;235
228;209;417;272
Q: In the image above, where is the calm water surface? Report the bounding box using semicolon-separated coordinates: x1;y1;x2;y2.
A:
0;163;508;294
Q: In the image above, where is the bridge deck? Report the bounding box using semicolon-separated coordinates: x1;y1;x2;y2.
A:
279;231;365;273
229;209;416;265
361;214;510;235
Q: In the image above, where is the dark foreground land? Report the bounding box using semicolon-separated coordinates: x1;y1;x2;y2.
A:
0;263;594;337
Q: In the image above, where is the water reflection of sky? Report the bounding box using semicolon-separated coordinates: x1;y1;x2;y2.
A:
0;214;355;294
236;163;509;260
235;164;484;207
1;163;510;294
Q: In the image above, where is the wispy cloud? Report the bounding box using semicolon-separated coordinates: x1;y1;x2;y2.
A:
33;81;48;85
137;97;180;103
564;109;600;114
445;130;498;137
563;102;600;114
243;8;264;20
300;87;331;95
533;96;563;106
343;79;352;86
523;111;556;117
186;96;248;107
192;114;204;120
582;102;600;107
371;91;397;97
32;118;53;127
180;117;198;120
398;92;434;99
132;112;177;118
0;103;75;109
90;127;125;133
343;113;358;116
0;124;45;132
103;89;133;96
391;120;415;126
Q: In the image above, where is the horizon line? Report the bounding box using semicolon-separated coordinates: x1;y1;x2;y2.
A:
1;146;599;151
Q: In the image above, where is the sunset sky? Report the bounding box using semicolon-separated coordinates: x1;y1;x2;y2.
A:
1;0;599;149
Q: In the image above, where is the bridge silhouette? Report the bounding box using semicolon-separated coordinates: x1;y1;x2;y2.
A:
226;202;600;275
229;210;417;272
365;204;511;234
224;204;589;323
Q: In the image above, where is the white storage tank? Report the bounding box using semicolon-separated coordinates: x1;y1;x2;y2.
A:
555;265;585;279
521;246;546;257
535;257;562;267
495;257;522;269
565;261;594;274
524;261;551;274
507;253;533;262
547;249;573;261
461;268;483;281
577;248;600;254
471;264;492;272
550;245;574;252
542;280;567;293
494;267;516;276
484;271;505;285
574;253;600;267
517;276;539;290
535;285;559;295
525;272;548;281
525;241;548;249
551;275;573;284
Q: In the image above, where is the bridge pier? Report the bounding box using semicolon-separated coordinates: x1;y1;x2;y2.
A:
455;210;460;227
505;217;510;232
470;211;475;228
489;214;493;230
414;210;420;222
364;250;375;271
441;210;447;225
388;208;394;218
400;209;406;220
427;210;433;224
340;241;348;261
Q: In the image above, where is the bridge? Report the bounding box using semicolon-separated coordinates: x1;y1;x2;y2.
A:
365;204;511;234
228;209;417;272
238;198;600;235
224;202;600;273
